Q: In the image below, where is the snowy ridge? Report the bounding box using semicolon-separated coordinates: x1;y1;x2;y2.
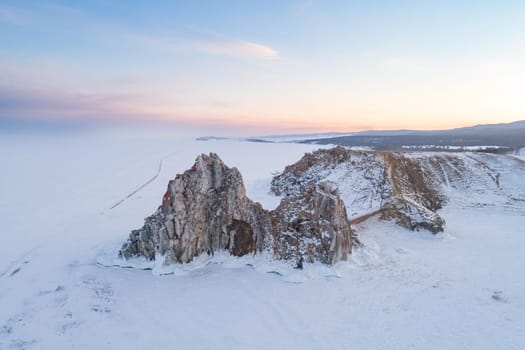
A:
404;152;521;210
271;148;525;231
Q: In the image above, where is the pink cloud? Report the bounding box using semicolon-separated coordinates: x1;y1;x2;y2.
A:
195;40;279;59
132;34;279;59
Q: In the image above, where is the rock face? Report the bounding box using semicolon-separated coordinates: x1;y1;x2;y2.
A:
271;183;354;266
271;147;446;234
271;146;351;197
120;153;354;267
120;153;272;264
376;152;445;233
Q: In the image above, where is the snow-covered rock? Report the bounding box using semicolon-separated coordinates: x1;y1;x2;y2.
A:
120;153;354;267
272;147;525;234
271;183;355;266
120;153;272;264
271;147;445;233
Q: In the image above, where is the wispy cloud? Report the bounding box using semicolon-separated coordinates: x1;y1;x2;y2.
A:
0;6;27;25
0;3;279;60
0;85;144;121
133;34;279;59
0;84;273;134
194;39;279;59
0;83;222;125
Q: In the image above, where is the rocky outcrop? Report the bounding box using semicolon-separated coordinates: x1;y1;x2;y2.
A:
121;147;525;268
120;153;272;264
272;146;352;196
271;183;354;266
378;202;445;234
274;147;525;234
120;153;354;267
376;152;445;233
271;147;446;234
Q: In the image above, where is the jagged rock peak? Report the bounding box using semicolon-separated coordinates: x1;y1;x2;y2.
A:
119;153;355;267
120;153;272;265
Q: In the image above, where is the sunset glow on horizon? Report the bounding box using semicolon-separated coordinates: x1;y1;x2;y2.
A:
1;1;524;134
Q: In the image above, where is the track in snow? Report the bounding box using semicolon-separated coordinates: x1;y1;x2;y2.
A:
109;152;178;210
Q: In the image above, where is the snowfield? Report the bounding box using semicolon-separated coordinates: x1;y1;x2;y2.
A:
1;128;524;349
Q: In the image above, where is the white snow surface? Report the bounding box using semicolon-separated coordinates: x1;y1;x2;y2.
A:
401;144;507;151
1;128;525;349
513;147;525;161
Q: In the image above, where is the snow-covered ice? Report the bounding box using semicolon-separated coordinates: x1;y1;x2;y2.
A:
1;127;524;349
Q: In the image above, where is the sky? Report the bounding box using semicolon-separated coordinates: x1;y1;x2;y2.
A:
1;0;524;134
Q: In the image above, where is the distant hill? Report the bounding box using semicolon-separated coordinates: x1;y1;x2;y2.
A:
197;120;525;153
299;120;525;152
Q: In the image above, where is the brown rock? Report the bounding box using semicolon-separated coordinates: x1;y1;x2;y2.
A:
119;153;355;267
120;153;272;264
272;147;447;234
271;183;354;266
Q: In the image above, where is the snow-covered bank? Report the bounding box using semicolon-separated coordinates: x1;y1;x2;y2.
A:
1;128;524;349
512;147;525;161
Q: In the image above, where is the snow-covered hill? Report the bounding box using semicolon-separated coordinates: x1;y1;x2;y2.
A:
272;147;525;233
298;120;525;151
1;129;524;349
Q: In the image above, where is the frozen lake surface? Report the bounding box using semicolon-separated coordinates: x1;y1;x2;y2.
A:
1;127;524;349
